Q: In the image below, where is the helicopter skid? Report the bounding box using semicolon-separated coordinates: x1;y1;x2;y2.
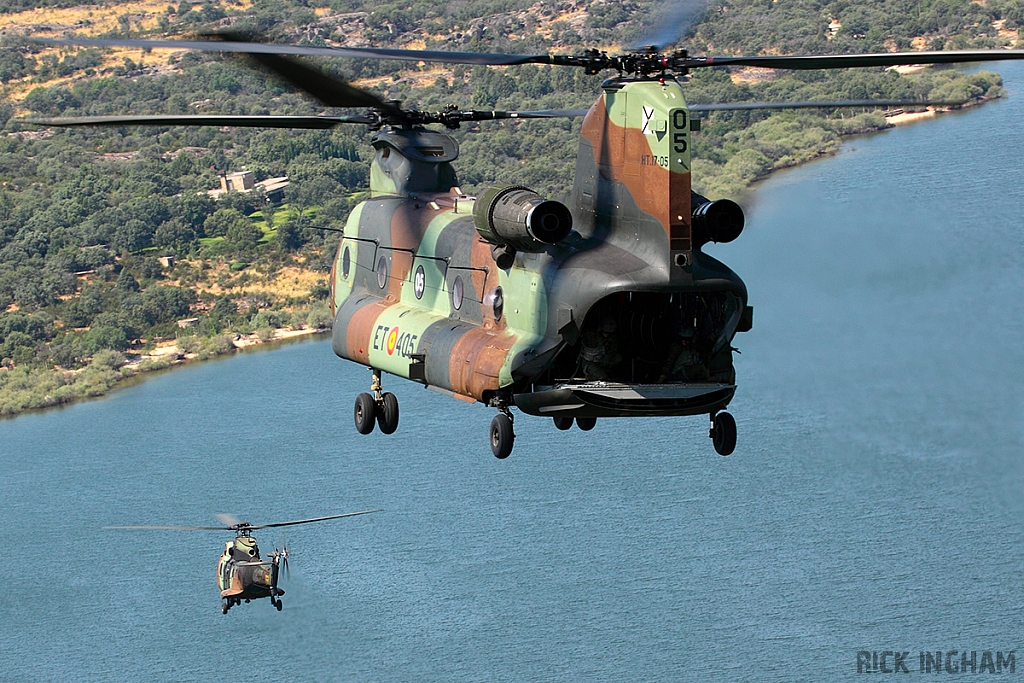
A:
514;382;735;419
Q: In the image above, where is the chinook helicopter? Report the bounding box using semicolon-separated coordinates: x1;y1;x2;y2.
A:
106;510;380;613
27;22;1024;459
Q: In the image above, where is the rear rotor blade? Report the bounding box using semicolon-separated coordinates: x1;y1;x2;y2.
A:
247;509;381;530
628;0;707;51
21;114;374;129
32;36;549;66
688;49;1024;70
688;99;968;112
32;38;1024;74
22;114;374;129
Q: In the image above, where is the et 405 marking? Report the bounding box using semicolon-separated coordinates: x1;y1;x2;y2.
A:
372;325;419;358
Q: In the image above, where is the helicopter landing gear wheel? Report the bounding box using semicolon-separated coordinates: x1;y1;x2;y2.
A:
274;598;283;611
221;602;229;615
490;412;515;459
710;411;736;456
377;392;399;434
576;417;596;431
553;416;573;431
354;392;376;435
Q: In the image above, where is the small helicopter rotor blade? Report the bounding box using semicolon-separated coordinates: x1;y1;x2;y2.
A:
686;49;1024;71
214;513;242;527
628;0;708;51
688;99;968;112
20;114;373;129
246;509;381;530
103;525;229;530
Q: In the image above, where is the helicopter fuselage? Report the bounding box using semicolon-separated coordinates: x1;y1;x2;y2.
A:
217;536;283;611
330;77;750;421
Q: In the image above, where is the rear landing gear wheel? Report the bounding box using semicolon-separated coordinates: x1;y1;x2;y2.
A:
221;602;229;615
377;392;399;434
576;417;596;431
490;413;515;459
711;411;736;456
276;600;283;611
553;416;573;431
354;392;376;434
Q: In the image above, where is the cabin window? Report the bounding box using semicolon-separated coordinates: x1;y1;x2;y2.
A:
377;256;388;289
414;265;425;299
451;275;464;310
490;287;504;321
342;247;351;279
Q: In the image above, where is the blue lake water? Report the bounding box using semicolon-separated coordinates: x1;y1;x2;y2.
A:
2;63;1023;682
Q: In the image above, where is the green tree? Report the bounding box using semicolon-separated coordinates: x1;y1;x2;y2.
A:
225;219;263;254
203;208;250;238
116;269;140;293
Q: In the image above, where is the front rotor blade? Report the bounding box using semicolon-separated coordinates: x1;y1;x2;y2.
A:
688;49;1024;70
240;52;399;113
247;509;381;530
103;525;229;530
33;36;548;66
688;99;967;112
495;108;591;119
21;114;373;129
446;108;590;124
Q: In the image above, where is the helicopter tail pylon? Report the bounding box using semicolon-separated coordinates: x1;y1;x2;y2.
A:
570;77;695;268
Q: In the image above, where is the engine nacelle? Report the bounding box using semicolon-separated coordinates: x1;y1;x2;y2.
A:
474;185;573;259
691;192;744;248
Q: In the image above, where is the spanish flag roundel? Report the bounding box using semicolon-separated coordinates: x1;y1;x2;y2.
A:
386;327;399;355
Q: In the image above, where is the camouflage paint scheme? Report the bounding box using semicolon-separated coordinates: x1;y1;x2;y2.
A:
330;77;749;417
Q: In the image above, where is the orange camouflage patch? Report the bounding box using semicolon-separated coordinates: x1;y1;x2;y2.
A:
447;328;517;400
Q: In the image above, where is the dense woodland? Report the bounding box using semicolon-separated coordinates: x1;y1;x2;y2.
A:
0;0;1018;414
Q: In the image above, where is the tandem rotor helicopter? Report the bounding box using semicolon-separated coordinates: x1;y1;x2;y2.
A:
26;10;1024;458
106;510;380;613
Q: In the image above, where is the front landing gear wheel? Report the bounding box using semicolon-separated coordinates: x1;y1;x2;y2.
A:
354;392;376;435
710;411;736;456
378;392;399;434
490;413;514;459
553;416;573;431
576;417;596;431
221;602;229;615
276;600;283;611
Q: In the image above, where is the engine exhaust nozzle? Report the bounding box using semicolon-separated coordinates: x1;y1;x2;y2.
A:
691;193;744;247
474;185;573;255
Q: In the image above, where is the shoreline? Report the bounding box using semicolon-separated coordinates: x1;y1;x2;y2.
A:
738;94;998;196
130;325;327;368
0;326;330;420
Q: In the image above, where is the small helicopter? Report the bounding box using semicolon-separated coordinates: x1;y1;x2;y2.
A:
106;510;380;613
28;18;1024;459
